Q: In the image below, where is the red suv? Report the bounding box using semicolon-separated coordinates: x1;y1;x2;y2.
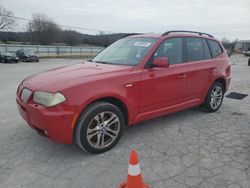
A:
16;31;231;153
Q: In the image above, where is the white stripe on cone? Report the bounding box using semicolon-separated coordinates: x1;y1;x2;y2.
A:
128;164;141;176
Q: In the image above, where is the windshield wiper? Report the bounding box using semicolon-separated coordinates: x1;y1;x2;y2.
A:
93;61;110;64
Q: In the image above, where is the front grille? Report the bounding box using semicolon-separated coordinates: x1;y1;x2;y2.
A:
16;99;27;112
21;88;32;103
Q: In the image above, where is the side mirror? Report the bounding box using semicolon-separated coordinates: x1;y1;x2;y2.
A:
153;57;169;68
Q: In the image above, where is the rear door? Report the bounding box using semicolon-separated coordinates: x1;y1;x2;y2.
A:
184;37;215;101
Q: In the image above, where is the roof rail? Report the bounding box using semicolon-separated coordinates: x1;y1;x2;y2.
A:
162;30;214;38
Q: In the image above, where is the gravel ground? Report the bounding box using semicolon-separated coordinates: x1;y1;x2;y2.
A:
0;56;250;188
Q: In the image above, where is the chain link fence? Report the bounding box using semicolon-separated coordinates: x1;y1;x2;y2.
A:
0;44;104;58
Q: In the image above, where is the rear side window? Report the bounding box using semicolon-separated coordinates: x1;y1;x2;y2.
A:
202;39;212;59
208;39;223;57
154;38;183;65
185;37;204;62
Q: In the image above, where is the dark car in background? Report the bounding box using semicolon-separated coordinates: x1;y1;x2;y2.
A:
0;52;19;63
16;49;39;62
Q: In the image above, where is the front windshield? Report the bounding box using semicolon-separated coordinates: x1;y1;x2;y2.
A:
92;37;157;65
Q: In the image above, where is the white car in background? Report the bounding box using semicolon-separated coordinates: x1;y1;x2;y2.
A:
243;50;250;56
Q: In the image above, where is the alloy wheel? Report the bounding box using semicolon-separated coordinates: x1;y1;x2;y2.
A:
210;85;223;110
86;111;120;149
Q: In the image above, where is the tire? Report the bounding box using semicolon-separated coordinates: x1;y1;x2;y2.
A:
248;58;250;66
202;82;224;112
75;101;125;154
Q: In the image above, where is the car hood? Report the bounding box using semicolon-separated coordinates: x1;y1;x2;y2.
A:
22;62;134;92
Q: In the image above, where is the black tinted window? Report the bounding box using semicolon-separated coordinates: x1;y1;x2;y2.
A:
185;37;204;62
208;40;223;57
203;39;212;59
154;38;182;65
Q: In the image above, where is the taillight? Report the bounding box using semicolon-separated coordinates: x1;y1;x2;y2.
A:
226;65;231;76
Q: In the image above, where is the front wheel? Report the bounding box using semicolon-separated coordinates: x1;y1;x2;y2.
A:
202;82;224;112
75;102;125;154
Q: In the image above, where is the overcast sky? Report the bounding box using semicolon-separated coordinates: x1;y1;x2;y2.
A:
2;0;250;40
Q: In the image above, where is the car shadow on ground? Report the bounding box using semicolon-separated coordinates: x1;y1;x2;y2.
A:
9;106;207;159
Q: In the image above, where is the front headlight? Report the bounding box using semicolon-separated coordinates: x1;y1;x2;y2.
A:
33;91;66;107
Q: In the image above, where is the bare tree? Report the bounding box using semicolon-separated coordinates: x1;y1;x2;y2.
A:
0;6;16;31
61;30;83;45
27;13;61;45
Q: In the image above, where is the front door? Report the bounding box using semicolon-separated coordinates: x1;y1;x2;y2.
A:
139;37;187;114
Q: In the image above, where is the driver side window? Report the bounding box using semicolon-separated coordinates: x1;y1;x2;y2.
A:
154;38;183;65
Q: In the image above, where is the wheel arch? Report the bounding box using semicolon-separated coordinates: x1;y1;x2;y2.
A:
73;94;130;134
72;95;130;144
202;77;226;104
214;77;226;92
88;96;129;126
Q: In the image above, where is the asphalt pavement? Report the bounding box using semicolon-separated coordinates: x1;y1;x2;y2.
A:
0;56;250;188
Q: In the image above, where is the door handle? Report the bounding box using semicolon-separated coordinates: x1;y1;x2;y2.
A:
177;73;186;79
209;67;216;73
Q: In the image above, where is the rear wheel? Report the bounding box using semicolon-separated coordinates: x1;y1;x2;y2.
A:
202;82;224;112
248;58;250;66
75;102;125;154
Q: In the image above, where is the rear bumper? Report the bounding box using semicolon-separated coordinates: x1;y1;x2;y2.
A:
225;76;231;91
16;96;75;144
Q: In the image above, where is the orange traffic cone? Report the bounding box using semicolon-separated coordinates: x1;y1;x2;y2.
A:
119;150;150;188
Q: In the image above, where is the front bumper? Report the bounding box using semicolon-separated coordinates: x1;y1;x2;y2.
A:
16;93;75;144
25;56;39;62
4;58;18;62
